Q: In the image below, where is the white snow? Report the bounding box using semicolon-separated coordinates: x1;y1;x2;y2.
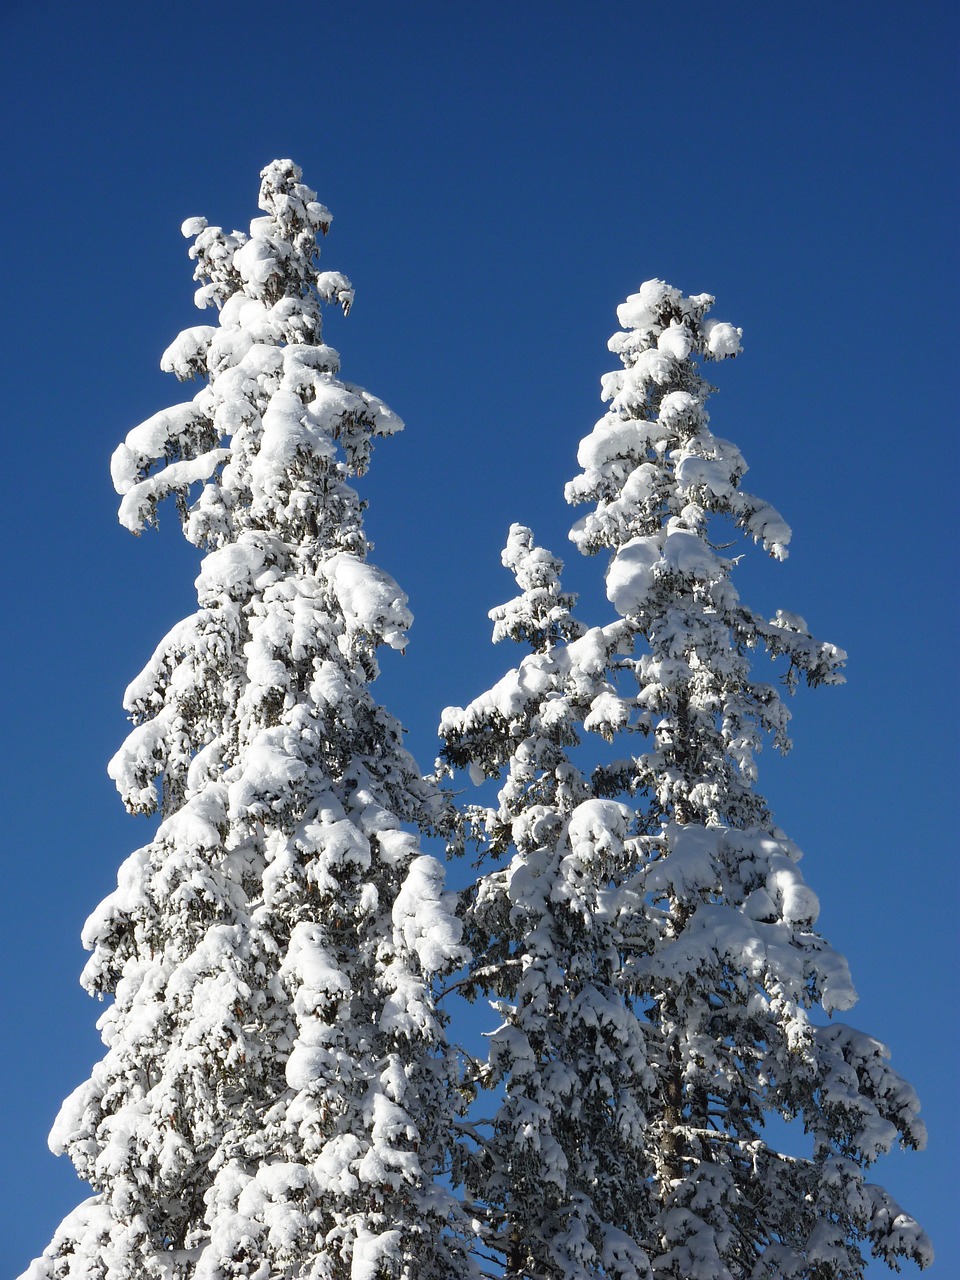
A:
605;535;662;614
616;279;679;331
701;317;743;358
325;553;412;650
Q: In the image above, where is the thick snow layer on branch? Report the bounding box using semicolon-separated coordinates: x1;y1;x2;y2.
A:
118;450;230;532
616;279;681;332
111;402;211;494
352;1228;404;1280
160;325;217;379
324;553;412;650
702;317;742;358
392;855;466;972
605;535;662;613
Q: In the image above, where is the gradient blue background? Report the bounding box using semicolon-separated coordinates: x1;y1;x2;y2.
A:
2;3;956;1275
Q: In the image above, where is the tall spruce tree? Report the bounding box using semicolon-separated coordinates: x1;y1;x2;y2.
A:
24;161;475;1280
441;280;931;1279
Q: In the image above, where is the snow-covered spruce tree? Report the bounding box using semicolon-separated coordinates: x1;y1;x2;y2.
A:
24;161;475;1280
440;280;931;1279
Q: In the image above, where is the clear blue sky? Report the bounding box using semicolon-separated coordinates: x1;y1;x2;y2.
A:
2;2;956;1275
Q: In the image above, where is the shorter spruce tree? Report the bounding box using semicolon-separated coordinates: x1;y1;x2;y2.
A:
441;279;931;1279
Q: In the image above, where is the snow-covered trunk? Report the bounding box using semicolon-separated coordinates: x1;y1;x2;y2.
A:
24;161;475;1280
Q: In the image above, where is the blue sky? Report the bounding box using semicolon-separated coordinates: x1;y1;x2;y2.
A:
2;2;956;1275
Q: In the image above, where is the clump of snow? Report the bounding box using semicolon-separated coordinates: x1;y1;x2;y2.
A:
351;1228;403;1280
616;279;679;331
606;535;662;614
325;554;412;650
676;453;735;500
701;317;742;359
657;321;694;360
392;856;465;973
566;798;632;861
160;325;217;380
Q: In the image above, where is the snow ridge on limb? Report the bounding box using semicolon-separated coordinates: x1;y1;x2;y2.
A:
440;281;929;1277
24;162;476;1280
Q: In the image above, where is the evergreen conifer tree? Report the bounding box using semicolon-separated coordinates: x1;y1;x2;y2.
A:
24;161;475;1280
441;280;931;1279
